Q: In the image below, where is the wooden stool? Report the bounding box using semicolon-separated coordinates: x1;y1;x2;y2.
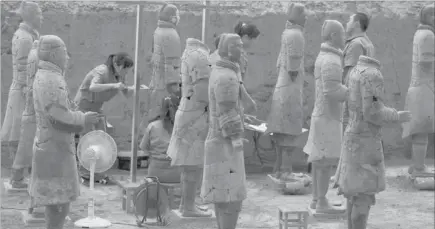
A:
278;208;309;229
160;183;180;209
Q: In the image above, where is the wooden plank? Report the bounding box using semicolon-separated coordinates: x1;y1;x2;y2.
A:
130;4;144;183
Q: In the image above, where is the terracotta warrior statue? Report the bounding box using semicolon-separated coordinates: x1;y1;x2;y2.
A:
201;33;247;229
11;40;39;189
333;12;375;183
304;20;348;214
142;3;181;130
1;1;41;188
266;3;307;181
167;38;212;217
336;55;411;229
402;4;435;178
31;35;100;229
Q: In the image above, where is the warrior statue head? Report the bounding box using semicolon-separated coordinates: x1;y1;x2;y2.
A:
159;3;180;25
419;4;435;28
217;33;243;63
38;35;68;73
346;12;370;36
287;3;307;28
322;20;345;49
17;1;42;29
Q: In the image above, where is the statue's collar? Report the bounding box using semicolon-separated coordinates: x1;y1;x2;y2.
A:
157;20;176;29
285;21;304;31
39;60;63;75
216;59;239;73
417;24;435;33
19;22;39;39
358;55;381;70
186;38;209;52
320;43;343;57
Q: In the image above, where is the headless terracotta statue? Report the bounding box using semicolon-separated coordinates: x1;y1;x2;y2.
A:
167;38;212;217
201;33;247;229
266;3;307;181
402;4;435;178
304;20;347;214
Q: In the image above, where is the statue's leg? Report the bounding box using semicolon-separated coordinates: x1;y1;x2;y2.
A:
214;204;222;229
10;141;28;188
409;133;433;176
350;194;373;229
272;139;282;178
280;146;294;180
45;203;70;229
181;166;211;217
310;163;318;209
216;201;243;229
347;198;353;229
10;168;27;188
314;160;344;213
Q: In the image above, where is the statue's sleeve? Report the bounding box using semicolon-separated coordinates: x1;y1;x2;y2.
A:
191;51;210;104
360;71;399;126
14;36;33;85
214;74;243;138
344;41;363;68
163;33;182;86
26;48;38;90
284;31;304;72
42;80;86;133
322;61;348;102
418;31;435;63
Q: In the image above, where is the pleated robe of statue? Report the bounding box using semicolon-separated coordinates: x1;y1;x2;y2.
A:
167;38;210;166
30;61;84;207
13;40;39;169
304;43;347;163
1;23;38;143
402;24;435;139
201;60;247;204
143;20;181;130
336;56;400;197
266;21;305;146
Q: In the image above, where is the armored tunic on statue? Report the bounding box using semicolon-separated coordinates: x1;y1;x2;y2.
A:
1;23;39;143
402;24;435;138
304;43;347;163
167;38;210;166
336;56;401;198
14;40;39;169
30;61;84;207
201;60;247;204
266;21;305;146
145;20;181;128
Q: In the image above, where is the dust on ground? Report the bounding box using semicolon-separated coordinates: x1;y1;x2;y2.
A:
1;156;434;229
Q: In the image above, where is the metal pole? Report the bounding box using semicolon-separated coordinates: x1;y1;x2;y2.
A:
201;0;210;43
130;4;144;183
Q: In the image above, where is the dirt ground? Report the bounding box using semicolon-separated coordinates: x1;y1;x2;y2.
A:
1;156;434;229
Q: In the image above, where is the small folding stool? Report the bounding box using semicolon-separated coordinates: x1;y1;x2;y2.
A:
278;207;309;229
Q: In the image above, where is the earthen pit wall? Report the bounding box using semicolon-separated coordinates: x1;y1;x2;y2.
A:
1;10;432;165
